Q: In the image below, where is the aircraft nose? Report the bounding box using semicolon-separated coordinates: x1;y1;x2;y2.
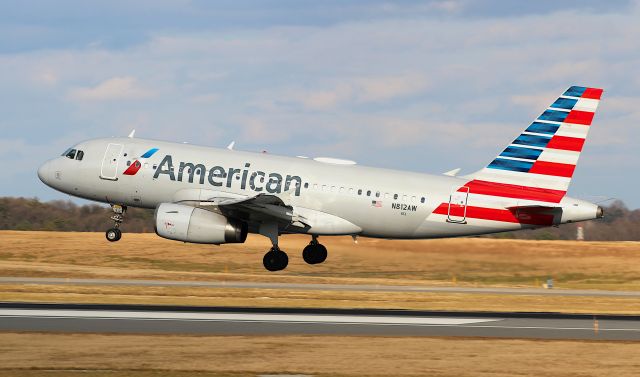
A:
37;160;52;185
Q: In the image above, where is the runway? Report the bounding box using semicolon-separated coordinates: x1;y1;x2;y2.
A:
2;276;640;297
1;302;639;340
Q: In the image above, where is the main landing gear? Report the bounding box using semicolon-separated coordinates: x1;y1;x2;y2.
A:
261;239;328;272
302;236;327;265
105;204;126;242
259;223;328;271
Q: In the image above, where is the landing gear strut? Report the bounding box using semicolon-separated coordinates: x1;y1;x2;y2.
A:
105;204;126;242
260;222;288;271
302;235;327;265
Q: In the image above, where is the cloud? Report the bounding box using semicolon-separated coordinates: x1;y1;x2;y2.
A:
1;1;640;205
68;76;154;101
292;74;430;110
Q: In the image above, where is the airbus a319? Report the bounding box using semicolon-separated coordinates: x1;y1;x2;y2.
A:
38;86;605;271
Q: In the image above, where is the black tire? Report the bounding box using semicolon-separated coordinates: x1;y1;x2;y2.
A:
106;228;121;242
303;244;327;265
263;249;288;271
314;243;327;264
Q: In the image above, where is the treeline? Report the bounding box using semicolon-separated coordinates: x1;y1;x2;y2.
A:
0;197;638;240
0;197;154;233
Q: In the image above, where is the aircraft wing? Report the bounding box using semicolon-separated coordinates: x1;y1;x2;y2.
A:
172;189;310;229
171;188;361;235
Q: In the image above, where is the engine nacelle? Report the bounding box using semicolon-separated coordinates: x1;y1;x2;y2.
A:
154;203;247;244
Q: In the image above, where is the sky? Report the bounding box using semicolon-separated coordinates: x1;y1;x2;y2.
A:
0;0;639;207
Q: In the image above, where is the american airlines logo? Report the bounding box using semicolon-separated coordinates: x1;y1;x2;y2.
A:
123;148;160;176
152;155;303;196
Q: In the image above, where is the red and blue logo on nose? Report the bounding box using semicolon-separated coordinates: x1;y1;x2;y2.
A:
123;148;159;176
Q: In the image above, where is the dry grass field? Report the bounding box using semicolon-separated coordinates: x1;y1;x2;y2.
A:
1;333;639;377
0;231;640;313
2;230;640;288
1;230;640;313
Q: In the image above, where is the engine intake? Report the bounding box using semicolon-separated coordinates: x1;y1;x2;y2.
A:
154;203;247;244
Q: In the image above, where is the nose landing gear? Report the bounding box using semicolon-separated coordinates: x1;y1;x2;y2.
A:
105;204;126;242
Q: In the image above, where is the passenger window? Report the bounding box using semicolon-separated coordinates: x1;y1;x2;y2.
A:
349;188;354;194
126;161;131;166
375;191;380;198
64;149;76;159
313;184;318;190
394;194;398;200
385;193;389;199
411;196;416;202
403;195;407;201
421;197;426;203
366;190;371;196
75;150;84;161
304;182;309;189
358;189;362;195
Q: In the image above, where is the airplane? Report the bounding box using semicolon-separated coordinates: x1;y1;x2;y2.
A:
38;86;605;271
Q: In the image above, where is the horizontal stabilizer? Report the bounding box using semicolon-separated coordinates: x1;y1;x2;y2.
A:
443;168;461;177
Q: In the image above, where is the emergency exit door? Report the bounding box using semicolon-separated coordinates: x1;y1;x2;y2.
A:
447;186;469;223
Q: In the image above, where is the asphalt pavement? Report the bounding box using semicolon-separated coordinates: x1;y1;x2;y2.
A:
1;302;638;340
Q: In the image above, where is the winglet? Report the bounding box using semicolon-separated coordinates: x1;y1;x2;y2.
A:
227;141;235;150
443;168;461;177
128;129;136;138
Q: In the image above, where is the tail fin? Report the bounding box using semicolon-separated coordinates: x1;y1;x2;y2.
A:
469;86;603;203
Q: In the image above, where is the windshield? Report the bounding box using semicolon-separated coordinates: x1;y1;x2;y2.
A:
62;148;77;159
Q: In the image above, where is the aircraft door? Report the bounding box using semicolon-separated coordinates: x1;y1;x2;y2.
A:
100;143;124;180
447;186;469;223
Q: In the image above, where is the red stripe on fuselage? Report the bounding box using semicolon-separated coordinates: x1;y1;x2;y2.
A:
545;135;585;152
432;204;554;226
582;88;603;100
461;180;565;203
123;160;142;175
564;110;594;125
529;160;576;178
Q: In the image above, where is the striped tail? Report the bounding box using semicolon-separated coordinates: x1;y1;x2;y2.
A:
468;86;603;203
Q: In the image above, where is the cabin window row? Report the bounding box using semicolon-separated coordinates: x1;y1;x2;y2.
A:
305;183;426;203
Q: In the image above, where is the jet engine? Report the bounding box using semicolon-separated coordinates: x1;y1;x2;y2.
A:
154;203;247;244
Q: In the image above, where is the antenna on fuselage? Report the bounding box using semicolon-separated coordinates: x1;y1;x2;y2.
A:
227;141;235;150
128;129;136;138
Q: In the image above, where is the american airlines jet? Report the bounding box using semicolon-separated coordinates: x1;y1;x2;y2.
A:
38;86;605;271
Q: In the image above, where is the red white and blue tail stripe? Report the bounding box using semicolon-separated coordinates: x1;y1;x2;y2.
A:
430;86;603;230
469;85;602;203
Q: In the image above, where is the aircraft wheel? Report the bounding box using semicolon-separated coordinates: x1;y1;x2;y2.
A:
263;248;288;271
106;228;122;242
303;243;327;265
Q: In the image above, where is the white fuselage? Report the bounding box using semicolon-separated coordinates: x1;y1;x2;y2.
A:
38;137;601;239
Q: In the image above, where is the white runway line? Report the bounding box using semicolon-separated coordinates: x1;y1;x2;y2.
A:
0;309;498;326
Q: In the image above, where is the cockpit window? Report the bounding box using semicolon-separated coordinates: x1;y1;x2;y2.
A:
64;149;77;159
76;150;84;161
